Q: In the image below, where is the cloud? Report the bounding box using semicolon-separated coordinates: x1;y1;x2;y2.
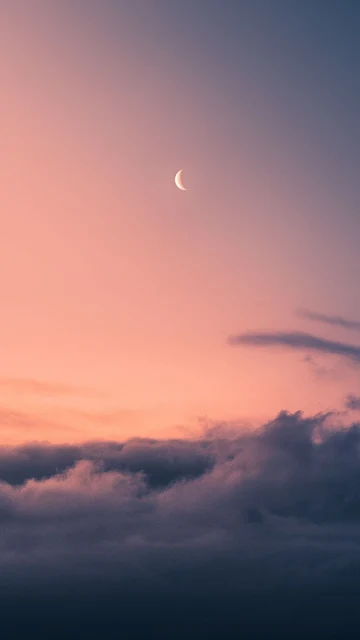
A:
345;394;360;410
0;406;78;433
302;354;335;378
0;412;360;587
228;330;360;362
0;438;213;487
0;404;150;444
297;309;360;332
0;377;97;397
1;412;360;634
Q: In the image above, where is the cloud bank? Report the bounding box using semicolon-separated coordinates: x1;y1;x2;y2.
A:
1;411;360;592
1;411;360;635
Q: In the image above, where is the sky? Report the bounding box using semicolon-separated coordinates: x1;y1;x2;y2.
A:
1;0;360;445
2;2;360;635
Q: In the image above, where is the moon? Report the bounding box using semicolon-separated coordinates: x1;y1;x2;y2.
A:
175;169;186;191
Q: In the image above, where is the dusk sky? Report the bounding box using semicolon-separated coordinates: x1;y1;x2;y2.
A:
1;2;360;637
1;0;360;444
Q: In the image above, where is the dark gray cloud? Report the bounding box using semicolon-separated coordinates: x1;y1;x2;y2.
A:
0;412;360;588
297;309;360;332
0;438;213;487
345;394;360;410
228;330;360;362
2;412;360;635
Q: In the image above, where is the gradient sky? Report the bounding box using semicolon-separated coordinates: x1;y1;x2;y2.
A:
1;0;360;443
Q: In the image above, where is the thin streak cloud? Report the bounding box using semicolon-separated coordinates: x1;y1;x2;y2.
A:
228;331;360;362
0;378;99;398
297;309;360;332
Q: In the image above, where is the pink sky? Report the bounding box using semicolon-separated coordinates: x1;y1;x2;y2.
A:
0;2;358;444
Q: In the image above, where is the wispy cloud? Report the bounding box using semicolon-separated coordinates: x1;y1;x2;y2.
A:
302;354;335;378
296;309;360;332
0;406;78;433
0;403;153;444
228;330;360;362
344;394;360;411
0;378;97;398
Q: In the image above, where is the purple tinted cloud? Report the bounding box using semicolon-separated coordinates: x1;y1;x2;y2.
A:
0;411;360;597
2;411;360;637
297;309;360;332
345;394;360;410
228;330;360;362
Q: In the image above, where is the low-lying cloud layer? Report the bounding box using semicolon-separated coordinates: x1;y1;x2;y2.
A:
1;411;360;599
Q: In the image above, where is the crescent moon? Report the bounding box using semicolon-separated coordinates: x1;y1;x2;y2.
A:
175;169;187;191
